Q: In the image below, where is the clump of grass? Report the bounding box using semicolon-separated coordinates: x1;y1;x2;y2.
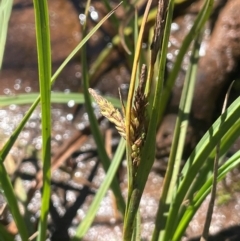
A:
0;0;240;241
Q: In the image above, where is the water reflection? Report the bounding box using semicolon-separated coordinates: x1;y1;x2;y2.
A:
89;6;99;22
79;13;86;25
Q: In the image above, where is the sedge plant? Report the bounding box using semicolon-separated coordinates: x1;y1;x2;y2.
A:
0;0;240;241
87;0;240;241
0;1;125;240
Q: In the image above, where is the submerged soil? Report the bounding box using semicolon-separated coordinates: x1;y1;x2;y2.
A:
0;0;240;240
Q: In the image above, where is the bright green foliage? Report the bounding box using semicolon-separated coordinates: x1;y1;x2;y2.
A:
0;0;239;241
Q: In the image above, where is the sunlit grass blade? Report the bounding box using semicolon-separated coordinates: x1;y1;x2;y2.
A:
0;11;126;233
0;99;38;163
177;110;240;226
132;210;141;241
144;2;174;241
164;96;240;240
0;3;125;236
72;138;125;240
157;0;214;123
136;0;174;202
32;0;52;240
200;82;235;241
0;2;123;165
154;33;201;241
123;1;152;240
0;163;29;241
81;0;125;215
125;0;152;143
102;0;120;28
0;92;122;108
0;0;13;69
89;8;157;87
173;149;240;241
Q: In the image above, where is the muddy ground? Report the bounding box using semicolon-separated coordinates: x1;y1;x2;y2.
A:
0;0;240;240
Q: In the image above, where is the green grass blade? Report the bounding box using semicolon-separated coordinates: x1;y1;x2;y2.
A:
102;0;120;28
0;15;126;236
159;34;201;241
142;1;174;240
0;4;125;241
159;34;200;240
157;0;214;122
177;113;240;226
135;0;174;223
165;96;240;240
0;0;13;69
81;0;125;215
132;209;141;241
0;3;121;164
0;163;29;241
0;92;122;108
0;223;15;241
173;150;240;241
137;0;173;189
125;0;152;141
172;35;201;187
0;98;39;163
89;8;157;83
72;138;125;240
32;0;52;240
123;1;153;240
51;4;123;84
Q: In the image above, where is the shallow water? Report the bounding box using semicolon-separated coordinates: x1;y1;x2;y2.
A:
1;0;240;240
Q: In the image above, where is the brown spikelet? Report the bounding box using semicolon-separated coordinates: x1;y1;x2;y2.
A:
89;88;126;139
132;65;148;137
134;64;148;119
150;0;168;65
130;64;149;166
89;63;149;167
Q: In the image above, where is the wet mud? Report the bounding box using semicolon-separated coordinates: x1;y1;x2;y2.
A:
0;0;240;240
